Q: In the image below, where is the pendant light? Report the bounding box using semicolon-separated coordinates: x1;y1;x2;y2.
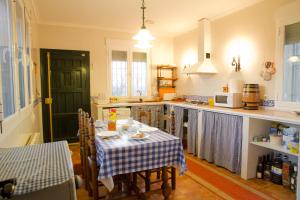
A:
133;0;155;49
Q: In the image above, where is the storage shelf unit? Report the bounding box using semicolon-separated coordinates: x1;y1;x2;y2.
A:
157;65;177;89
250;141;298;157
157;65;177;98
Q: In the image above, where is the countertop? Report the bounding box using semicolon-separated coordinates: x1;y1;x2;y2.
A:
94;101;300;125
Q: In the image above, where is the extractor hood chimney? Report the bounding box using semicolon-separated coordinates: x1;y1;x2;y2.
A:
192;18;218;74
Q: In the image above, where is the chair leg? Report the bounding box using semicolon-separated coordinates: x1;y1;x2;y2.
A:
125;173;132;196
145;170;151;192
133;173;137;186
116;175;122;192
171;167;176;190
156;168;161;179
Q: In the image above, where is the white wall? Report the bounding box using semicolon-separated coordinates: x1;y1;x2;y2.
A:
174;0;295;99
37;24;174;97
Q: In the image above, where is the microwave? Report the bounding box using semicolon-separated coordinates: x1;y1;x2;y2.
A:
214;92;243;108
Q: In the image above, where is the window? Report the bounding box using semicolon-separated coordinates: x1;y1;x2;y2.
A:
283;22;300;102
25;12;31;104
16;0;26;108
109;42;150;98
132;52;147;96
0;0;15;118
111;51;128;96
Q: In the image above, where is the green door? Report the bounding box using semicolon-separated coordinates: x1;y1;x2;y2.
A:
40;49;90;142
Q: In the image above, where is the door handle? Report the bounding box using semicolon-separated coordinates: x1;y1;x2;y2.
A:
45;98;52;105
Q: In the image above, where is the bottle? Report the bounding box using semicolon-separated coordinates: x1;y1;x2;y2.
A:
271;154;283;185
108;108;117;131
282;155;292;188
256;156;264;179
290;165;297;193
263;155;272;181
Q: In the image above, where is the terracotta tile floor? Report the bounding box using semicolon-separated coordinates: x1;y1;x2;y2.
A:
69;144;296;200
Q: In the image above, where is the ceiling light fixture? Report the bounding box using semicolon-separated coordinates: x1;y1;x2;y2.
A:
133;0;155;49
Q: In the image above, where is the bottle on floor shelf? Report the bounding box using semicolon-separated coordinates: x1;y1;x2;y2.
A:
263;154;271;181
290;165;298;193
271;154;283;185
282;155;292;188
256;156;264;179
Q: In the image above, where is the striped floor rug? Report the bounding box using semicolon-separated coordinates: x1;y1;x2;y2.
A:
185;157;274;200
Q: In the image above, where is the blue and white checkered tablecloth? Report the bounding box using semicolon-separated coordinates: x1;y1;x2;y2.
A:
95;123;187;180
0;141;74;196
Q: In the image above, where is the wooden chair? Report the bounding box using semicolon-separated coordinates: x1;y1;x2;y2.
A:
83;112;91;193
78;109;86;179
137;109;177;192
85;116;123;199
86;116;107;199
138;107;152;125
156;108;175;134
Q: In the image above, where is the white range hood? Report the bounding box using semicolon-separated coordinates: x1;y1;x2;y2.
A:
189;18;218;74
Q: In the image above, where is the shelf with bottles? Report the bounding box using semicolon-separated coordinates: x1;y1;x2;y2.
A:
242;117;300;183
250;122;299;157
255;152;298;194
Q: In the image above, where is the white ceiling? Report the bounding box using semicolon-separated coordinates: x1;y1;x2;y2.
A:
33;0;262;36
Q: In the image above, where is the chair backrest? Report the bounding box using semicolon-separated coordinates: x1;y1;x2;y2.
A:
78;108;83;147
170;110;175;135
83;112;90;192
78;109;86;178
156;108;160;128
138;107;151;125
87;117;99;199
160;109;175;135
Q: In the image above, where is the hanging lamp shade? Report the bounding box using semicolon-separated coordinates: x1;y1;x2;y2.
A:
133;27;155;41
134;40;153;49
133;0;155;49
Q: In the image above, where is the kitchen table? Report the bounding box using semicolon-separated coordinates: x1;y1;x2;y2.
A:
95;120;187;199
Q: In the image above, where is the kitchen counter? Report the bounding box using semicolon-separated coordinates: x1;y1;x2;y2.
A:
95;101;164;108
167;102;300;125
93;101;300;125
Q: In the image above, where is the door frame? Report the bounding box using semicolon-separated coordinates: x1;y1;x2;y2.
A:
40;49;90;142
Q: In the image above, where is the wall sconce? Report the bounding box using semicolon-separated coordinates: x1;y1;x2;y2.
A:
232;56;241;72
183;64;191;76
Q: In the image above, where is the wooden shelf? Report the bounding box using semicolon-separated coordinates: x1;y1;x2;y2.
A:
157;77;178;81
250;141;298;157
157;65;177;69
159;86;176;88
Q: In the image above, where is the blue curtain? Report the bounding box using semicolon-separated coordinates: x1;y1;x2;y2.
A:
174;106;184;138
200;111;243;173
187;109;198;155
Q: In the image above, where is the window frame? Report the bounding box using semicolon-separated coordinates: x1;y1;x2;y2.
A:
106;39;152;99
24;7;32;105
274;7;300;111
15;0;27;110
0;0;33;122
0;0;16;118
